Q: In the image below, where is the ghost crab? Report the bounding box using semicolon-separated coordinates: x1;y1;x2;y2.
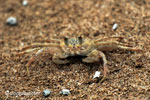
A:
16;35;141;82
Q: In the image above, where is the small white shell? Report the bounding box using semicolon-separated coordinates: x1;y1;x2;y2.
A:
60;89;71;95
43;89;51;97
22;0;28;6
112;23;118;30
93;71;101;79
6;17;17;25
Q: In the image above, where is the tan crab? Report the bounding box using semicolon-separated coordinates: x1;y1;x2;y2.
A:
16;35;141;82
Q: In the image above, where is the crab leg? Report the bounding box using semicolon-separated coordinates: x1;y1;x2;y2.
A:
52;53;70;64
45;38;60;43
96;42;141;52
99;51;108;83
82;50;109;82
82;49;100;63
25;48;45;75
25;46;64;75
16;43;59;56
115;45;141;51
97;41;132;47
95;36;124;42
16;48;40;56
21;43;59;51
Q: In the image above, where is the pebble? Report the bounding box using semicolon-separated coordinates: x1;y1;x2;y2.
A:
6;17;17;26
22;0;28;6
43;89;51;97
60;89;71;95
112;23;118;30
93;71;101;79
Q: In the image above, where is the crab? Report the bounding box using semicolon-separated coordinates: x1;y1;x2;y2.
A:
16;35;141;82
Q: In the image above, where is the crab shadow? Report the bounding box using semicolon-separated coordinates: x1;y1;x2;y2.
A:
54;55;104;73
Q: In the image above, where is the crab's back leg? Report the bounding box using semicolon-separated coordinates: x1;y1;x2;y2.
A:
115;45;141;51
45;38;60;43
82;50;109;82
26;47;62;75
26;48;44;75
21;43;59;51
96;42;142;52
16;48;40;56
95;36;124;42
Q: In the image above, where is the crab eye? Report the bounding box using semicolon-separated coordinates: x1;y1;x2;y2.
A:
64;38;69;45
78;37;83;44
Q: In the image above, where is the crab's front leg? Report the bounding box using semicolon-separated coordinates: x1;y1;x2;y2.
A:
52;53;69;64
98;51;108;82
82;49;108;83
82;49;100;63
